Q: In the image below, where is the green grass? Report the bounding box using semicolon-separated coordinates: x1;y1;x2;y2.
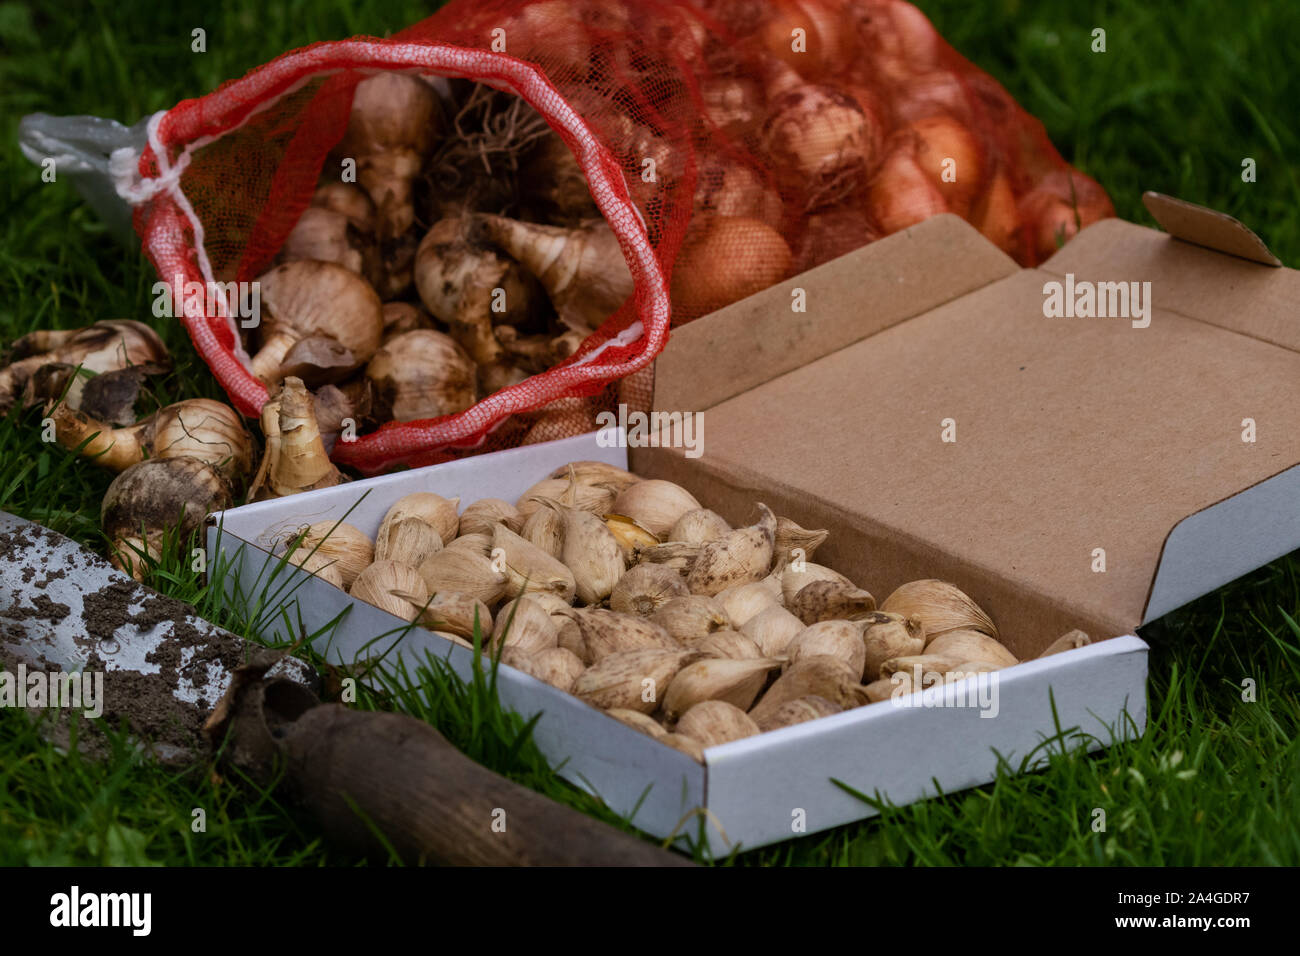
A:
1;0;1298;865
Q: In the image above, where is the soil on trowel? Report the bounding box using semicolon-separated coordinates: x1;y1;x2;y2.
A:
1;592;71;623
0;521;247;765
80;582;249;761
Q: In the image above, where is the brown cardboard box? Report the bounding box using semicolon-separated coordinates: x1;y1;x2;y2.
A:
636;193;1300;657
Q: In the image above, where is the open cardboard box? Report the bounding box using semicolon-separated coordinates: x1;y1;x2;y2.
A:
209;193;1300;855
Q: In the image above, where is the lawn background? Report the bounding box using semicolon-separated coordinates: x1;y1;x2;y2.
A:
0;0;1297;865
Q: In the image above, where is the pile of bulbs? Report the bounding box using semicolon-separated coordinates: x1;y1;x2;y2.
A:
247;74;646;451
285;459;1091;760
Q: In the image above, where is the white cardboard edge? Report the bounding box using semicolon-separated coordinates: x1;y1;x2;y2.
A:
212;429;630;549
1145;462;1300;624
207;429;1149;856
700;636;1147;853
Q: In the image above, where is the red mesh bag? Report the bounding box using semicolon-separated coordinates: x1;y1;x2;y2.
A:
125;0;1114;474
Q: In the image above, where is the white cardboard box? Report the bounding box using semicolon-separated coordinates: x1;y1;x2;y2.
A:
209;428;1148;855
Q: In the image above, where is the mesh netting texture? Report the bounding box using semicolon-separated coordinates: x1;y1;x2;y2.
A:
133;0;1114;473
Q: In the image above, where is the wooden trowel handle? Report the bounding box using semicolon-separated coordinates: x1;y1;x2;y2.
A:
279;704;694;867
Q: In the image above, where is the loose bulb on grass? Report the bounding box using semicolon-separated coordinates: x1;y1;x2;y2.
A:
47;396;254;484
57;364;162;426
1;320;169;412
102;456;233;581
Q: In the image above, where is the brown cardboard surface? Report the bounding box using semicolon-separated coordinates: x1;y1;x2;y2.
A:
654;214;1017;414
637;210;1300;657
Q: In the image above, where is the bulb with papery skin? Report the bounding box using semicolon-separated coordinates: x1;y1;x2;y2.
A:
250;261;383;387
102;456;233;581
366;329;476;423
337;73;440;241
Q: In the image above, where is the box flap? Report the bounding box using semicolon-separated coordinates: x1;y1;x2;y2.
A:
641;211;1300;651
1141;191;1281;266
654;214;1017;414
